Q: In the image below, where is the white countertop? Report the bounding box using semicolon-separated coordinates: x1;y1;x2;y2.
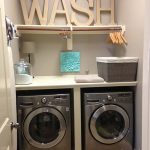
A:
15;75;138;91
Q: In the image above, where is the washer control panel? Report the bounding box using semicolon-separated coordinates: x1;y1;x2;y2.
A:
85;92;133;105
38;94;70;106
17;94;70;108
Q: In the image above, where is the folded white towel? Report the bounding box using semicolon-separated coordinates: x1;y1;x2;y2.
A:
74;74;104;83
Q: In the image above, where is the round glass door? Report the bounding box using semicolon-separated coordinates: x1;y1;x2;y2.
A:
90;105;129;144
23;107;66;149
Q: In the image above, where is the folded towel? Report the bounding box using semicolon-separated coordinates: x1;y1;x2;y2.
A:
75;74;104;83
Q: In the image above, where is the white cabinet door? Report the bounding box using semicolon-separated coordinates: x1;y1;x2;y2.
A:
0;0;14;150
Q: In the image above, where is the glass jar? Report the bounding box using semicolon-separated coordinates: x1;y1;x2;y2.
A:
14;59;32;75
14;59;32;84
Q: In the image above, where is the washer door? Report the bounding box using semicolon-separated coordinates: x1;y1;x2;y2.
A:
90;105;129;144
23;107;66;149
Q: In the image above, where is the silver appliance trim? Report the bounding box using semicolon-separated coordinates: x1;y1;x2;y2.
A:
90;104;129;144
23;107;66;149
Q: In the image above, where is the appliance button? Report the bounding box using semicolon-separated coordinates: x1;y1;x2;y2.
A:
103;99;106;103
66;107;70;111
49;101;52;105
114;99;117;102
107;95;113;101
41;97;47;104
99;103;104;107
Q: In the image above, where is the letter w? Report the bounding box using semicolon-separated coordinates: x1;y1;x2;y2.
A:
20;0;48;25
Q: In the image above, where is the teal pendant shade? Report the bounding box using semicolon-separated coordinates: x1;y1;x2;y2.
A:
60;51;80;72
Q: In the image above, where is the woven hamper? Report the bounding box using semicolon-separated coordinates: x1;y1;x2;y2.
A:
96;57;138;82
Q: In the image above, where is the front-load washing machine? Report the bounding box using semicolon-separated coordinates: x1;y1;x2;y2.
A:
82;91;134;150
17;93;73;150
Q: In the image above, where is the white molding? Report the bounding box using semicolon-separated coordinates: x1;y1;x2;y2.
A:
142;0;150;148
142;40;150;150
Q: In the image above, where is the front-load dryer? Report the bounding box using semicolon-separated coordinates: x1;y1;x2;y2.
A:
17;92;73;150
82;91;134;150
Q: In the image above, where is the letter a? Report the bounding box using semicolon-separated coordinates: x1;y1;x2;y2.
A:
49;0;71;25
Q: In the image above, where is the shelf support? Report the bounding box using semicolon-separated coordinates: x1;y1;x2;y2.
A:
121;25;126;34
67;36;73;50
67;26;73;50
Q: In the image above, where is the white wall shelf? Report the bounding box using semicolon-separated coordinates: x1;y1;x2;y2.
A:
15;75;137;91
16;25;125;35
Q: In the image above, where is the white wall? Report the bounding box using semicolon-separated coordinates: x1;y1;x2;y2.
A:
4;0;23;63
19;0;117;76
142;0;150;149
3;0;146;149
21;34;114;76
116;0;145;150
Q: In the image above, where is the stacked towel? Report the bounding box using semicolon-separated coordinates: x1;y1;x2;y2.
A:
75;74;104;83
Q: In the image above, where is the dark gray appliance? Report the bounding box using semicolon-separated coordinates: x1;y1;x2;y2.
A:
83;92;133;150
17;94;72;150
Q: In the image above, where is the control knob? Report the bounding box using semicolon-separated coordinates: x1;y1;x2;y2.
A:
41;97;47;104
107;95;113;101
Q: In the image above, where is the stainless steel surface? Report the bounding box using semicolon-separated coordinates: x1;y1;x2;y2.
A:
83;91;133;150
17;93;72;150
24;107;66;149
90;105;129;144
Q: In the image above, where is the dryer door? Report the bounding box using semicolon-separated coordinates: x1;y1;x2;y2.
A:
23;107;66;148
90;104;129;144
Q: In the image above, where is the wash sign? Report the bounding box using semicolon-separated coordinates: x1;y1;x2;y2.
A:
20;0;115;26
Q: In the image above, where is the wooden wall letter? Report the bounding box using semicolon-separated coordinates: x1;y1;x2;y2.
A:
110;0;115;24
88;0;94;8
49;0;71;25
20;0;48;25
95;0;115;25
70;0;94;26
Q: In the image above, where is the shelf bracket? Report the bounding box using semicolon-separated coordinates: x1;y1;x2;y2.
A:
67;26;73;50
67;36;73;50
121;25;126;34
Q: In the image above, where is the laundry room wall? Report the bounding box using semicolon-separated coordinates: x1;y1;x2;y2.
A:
142;0;150;149
2;0;146;150
116;0;145;150
4;0;23;64
21;34;113;76
19;0;117;76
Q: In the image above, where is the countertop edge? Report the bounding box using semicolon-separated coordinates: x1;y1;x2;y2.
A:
16;81;138;91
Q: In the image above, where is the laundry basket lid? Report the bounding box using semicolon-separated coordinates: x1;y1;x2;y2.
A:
96;57;139;63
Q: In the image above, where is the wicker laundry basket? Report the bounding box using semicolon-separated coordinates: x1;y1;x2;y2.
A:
96;57;138;82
